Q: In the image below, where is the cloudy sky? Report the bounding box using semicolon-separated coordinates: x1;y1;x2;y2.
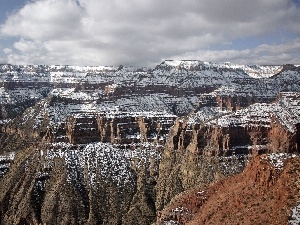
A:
0;0;300;66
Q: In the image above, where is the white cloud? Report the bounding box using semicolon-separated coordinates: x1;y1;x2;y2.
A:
0;0;299;66
3;48;12;54
174;38;300;65
1;0;83;40
13;39;44;52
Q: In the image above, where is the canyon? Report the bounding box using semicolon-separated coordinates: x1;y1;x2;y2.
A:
0;60;299;224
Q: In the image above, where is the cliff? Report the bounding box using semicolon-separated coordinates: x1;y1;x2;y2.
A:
155;92;300;211
66;112;175;145
155;153;300;225
0;61;300;225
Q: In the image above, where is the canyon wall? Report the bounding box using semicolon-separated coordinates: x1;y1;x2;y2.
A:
0;62;300;224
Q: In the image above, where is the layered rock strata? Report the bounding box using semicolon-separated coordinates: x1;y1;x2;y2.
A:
0;61;300;225
155;92;300;211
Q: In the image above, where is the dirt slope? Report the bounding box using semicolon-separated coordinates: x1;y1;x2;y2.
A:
156;154;300;225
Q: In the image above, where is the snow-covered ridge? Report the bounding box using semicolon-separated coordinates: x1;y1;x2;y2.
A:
207;103;274;128
187;92;300;133
49;65;117;72
208;92;300;133
18;91;177;145
0;61;292;86
21;93;177;129
162;60;283;78
0;62;299;125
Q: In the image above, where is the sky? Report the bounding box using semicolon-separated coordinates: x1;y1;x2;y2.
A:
0;0;300;67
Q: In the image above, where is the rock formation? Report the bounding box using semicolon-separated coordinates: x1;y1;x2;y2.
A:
0;61;299;224
155;153;300;225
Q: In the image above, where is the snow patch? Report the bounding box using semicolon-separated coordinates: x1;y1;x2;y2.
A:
289;202;300;225
262;153;297;169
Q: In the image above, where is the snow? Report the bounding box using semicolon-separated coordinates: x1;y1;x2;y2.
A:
219;154;251;175
42;142;161;188
44;142;134;188
262;153;297;169
0;152;15;177
162;60;282;79
50;88;102;101
0;152;15;161
163;220;181;225
202;93;300;132
0;87;47;104
161;206;192;225
0;62;299;223
289;202;300;225
187;107;229;125
0;62;299;122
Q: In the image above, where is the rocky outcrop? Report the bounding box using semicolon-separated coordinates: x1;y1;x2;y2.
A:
155;154;300;225
66;116;101;144
60;112;176;145
155;92;300;211
269;118;300;153
155;134;251;211
0;140;161;225
165;119;270;156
